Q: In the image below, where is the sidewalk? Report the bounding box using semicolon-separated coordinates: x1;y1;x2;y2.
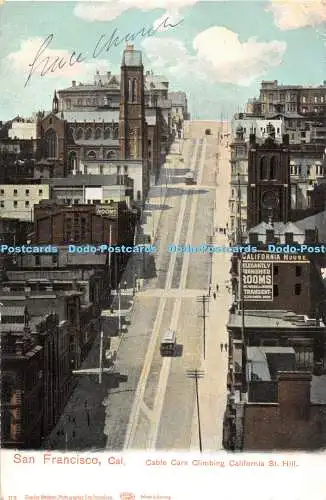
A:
190;135;232;452
42;141;181;450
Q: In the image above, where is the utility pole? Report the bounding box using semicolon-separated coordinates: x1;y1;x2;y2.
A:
196;295;209;360
187;369;205;452
99;329;103;384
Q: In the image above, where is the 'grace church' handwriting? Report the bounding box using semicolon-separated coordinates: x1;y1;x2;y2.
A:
24;16;184;87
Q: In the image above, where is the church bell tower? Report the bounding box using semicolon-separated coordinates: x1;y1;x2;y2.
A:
247;128;291;230
119;44;145;160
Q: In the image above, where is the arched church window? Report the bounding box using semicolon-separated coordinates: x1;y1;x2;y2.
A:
87;150;96;160
45;128;57;158
106;150;116;160
95;128;102;139
132;78;137;103
128;79;132;103
260;157;268;180
113;127;119;139
270;156;277;179
85;128;92;140
76;128;83;140
104;128;111;139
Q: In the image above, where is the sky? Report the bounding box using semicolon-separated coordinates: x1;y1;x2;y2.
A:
0;0;325;121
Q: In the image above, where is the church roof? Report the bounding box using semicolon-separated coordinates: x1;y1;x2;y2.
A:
59;110;119;123
296;210;326;241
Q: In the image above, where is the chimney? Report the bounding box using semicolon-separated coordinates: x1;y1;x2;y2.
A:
249;232;258;245
266;229;274;244
305;228;316;244
72;80;76;87
285;232;293;244
278;372;311;420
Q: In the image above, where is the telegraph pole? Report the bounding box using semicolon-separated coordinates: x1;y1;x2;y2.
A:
197;295;210;360
187;369;205;452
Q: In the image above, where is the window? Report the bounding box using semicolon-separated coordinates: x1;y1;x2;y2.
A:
35;256;40;265
106;150;115;160
99;165;103;175
294;283;301;295
13;189;18;196
85;128;92;139
113;127;119;139
148;151;151;159
132;79;137;102
273;284;279;297
66;99;71;110
0;201;4;208
45;128;57;158
77;99;82;106
124;165;128;174
137;190;141;201
52;255;58;264
13;201;18;207
95;128;101;139
39;189;43;195
274;266;279;276
270;156;277;179
260;157;268;180
295;266;302;277
76;128;83;139
104;128;111;139
25;189;29;196
148;140;152;146
302;96;306;103
0;189;4;195
87;151;96;160
314;96;318;103
25;201;30;207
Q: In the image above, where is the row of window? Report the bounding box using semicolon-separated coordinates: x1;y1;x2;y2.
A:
274;265;302;277
0;201;32;208
70;127;119;141
0;189;43;196
265;93;325;103
273;283;302;296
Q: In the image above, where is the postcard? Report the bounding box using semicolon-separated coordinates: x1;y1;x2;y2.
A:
1;0;326;499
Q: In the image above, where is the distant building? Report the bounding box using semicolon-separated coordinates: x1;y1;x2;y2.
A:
0;184;49;221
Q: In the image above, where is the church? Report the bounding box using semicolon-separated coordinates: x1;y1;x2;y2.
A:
36;44;172;205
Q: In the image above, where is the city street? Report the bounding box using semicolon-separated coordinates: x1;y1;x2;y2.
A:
43;121;232;452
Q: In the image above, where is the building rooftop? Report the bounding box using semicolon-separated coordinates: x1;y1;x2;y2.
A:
247;346;296;381
58;110;119;123
228;310;325;330
296;210;326;242
46;174;119;187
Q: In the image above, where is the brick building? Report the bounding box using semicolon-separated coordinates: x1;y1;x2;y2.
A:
1;306;71;448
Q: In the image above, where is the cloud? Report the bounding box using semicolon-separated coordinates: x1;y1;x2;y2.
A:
141;27;286;86
266;0;326;30
6;37;109;85
74;0;206;22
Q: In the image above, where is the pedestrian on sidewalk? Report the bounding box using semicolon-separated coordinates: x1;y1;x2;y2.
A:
220;343;223;352
213;292;216;300
224;343;228;352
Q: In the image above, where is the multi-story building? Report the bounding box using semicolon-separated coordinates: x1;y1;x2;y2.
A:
258;80;326;117
0;184;49;221
1;305;71;448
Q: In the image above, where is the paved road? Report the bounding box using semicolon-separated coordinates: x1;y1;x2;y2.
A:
124;122;232;451
43;122;231;452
